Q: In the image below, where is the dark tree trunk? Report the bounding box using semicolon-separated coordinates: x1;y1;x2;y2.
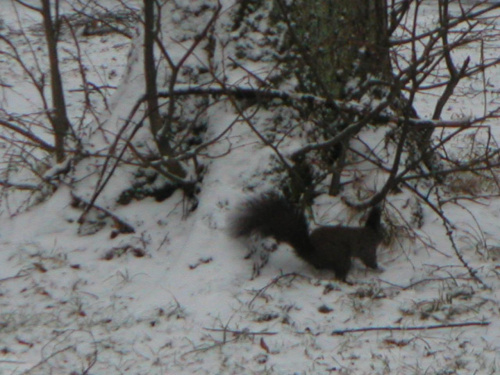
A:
279;0;394;197
286;0;391;99
41;0;71;162
143;0;162;137
143;1;186;178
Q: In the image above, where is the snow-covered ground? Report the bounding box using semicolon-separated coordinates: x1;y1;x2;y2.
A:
0;1;499;374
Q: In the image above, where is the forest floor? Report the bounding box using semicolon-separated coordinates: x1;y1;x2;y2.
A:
0;1;499;374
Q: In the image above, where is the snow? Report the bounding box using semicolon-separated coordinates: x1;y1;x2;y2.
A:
0;1;500;374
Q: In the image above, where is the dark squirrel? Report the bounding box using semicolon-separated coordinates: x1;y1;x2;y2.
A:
230;193;383;281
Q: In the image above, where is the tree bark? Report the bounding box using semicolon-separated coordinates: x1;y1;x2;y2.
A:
288;0;391;99
279;0;393;197
143;0;186;178
41;0;71;162
143;0;162;137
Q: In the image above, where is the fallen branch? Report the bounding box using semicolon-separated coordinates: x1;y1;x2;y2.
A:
248;272;310;309
0;272;29;283
72;192;135;235
332;321;490;335
205;328;277;336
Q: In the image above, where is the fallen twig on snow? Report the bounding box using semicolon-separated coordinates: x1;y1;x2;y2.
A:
72;192;135;235
332;321;490;335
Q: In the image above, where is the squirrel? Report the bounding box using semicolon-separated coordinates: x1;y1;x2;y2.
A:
230;193;384;281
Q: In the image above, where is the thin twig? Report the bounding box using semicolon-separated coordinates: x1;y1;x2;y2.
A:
248;272;309;309
204;328;277;336
332;321;490;335
73;192;135;234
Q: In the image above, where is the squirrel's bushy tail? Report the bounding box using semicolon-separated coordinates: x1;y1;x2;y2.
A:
230;193;311;255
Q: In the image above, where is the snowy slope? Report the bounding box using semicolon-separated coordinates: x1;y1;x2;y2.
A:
0;1;499;374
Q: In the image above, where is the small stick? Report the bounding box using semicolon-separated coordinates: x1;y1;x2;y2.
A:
205;328;277;336
72;192;135;234
332;321;490;335
248;272;308;308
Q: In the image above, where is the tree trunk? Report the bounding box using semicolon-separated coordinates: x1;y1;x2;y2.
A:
143;0;162;137
286;0;391;99
280;0;393;197
41;0;71;162
143;1;186;178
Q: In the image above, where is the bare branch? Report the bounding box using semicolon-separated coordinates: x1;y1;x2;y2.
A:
0;119;55;152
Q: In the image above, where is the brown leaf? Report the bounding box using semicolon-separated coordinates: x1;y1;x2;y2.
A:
260;337;270;353
33;262;47;273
